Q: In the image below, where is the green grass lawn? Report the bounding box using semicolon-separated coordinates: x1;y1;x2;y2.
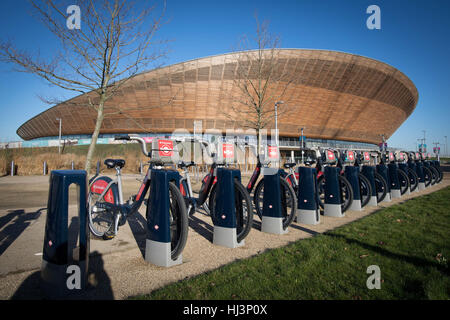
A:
133;186;450;300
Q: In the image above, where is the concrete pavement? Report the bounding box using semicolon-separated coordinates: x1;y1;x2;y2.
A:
0;174;148;277
0;170;448;299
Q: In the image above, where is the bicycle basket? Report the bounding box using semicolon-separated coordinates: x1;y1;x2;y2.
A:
150;139;179;163
323;149;337;164
397;152;406;162
260;145;280;165
214;142;236;165
388;152;395;162
345;150;356;164
362;151;371;164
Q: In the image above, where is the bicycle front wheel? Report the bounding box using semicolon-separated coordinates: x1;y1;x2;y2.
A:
209;179;253;242
398;169;410;195
168;181;189;260
358;173;372;208
435;166;443;183
88;176;118;238
317;175;354;213
423;167;432;187
374;172;388;203
199;173;213;215
407;168;419;192
428;166;439;185
339;175;354;213
253;177;297;230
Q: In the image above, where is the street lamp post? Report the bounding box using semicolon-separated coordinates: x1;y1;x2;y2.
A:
433;142;440;161
56;118;62;154
422;130;426;152
301;127;304;147
445;136;448;157
301;127;305;163
274;101;284;147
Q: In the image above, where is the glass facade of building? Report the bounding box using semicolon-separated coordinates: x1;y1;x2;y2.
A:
3;132;376;150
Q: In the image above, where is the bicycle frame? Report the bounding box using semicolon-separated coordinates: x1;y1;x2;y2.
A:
281;147;323;191
246;159;262;194
245;157;294;193
180;162;218;210
282;166;298;189
90;134;157;235
90;164;153;232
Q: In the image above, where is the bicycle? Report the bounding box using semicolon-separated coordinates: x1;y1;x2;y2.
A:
397;151;419;192
422;153;440;185
336;149;373;208
368;150;391;202
286;147;354;213
413;152;433;187
384;151;410;195
428;154;444;183
396;151;419;192
88;135;189;260
281;147;318;196
244;145;297;231
177;139;254;243
406;151;422;191
353;149;389;203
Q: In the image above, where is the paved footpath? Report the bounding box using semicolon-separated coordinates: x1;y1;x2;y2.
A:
0;172;448;299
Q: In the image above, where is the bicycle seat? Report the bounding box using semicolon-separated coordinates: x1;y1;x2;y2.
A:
178;161;196;169
283;162;296;169
104;159;126;169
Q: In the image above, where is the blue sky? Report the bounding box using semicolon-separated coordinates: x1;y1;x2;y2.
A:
0;0;449;152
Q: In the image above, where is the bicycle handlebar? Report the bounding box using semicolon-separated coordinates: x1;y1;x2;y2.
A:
174;137;216;160
114;135;150;157
114;135;130;141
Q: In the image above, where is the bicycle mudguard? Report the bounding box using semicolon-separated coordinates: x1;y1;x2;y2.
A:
200;173;217;189
90;176;119;204
198;173;217;204
179;179;188;197
246;165;261;192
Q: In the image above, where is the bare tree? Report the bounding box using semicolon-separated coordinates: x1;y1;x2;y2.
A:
0;0;169;174
225;16;295;155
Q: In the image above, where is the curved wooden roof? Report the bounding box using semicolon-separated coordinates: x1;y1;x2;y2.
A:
17;49;418;144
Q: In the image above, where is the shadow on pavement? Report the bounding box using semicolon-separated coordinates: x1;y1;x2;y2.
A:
189;214;213;242
0;208;46;255
127;212;147;258
252;218;262;231
83;251;115;299
289;222;320;236
11;251;115;300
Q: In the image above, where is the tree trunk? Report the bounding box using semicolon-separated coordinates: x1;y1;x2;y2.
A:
85;99;105;176
256;128;261;159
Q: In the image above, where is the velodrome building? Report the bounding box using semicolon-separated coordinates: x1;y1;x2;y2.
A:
15;49;418;159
